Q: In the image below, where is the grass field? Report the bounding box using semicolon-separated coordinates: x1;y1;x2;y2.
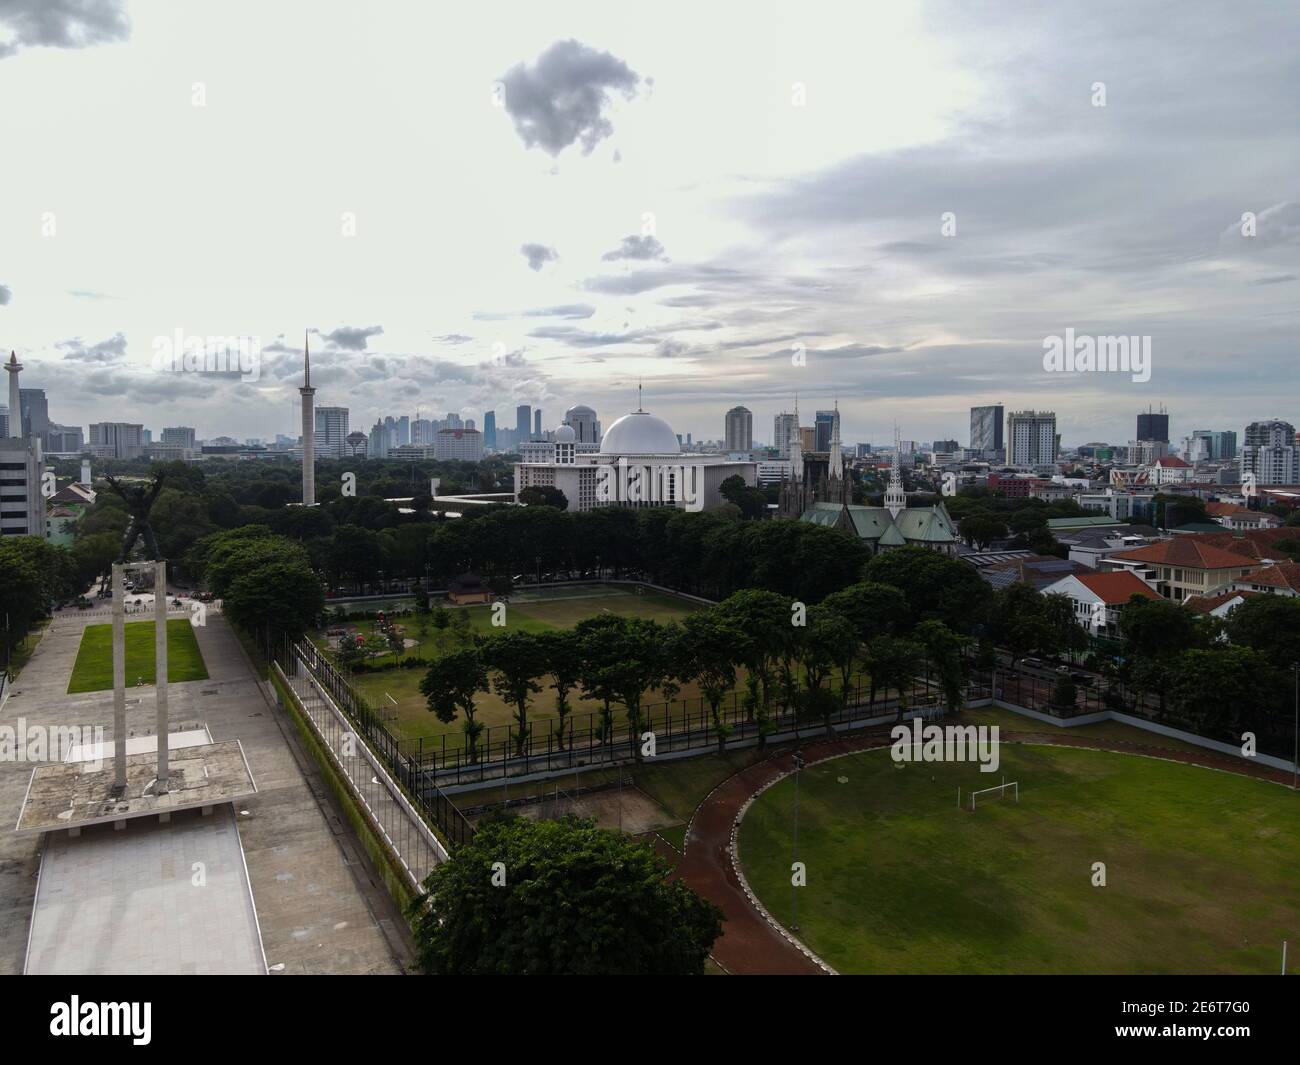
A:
739;743;1300;974
68;620;210;693
320;586;704;744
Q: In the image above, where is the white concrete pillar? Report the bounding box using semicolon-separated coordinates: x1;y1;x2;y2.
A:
112;563;127;794
155;559;169;791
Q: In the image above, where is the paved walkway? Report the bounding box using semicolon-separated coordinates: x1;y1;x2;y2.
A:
675;725;1299;976
0;609;411;974
27;806;264;975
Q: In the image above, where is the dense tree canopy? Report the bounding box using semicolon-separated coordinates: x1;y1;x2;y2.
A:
410;815;723;975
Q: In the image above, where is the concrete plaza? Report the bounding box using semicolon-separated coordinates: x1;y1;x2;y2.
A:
0;606;411;974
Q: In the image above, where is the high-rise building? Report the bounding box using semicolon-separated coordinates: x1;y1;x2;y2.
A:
2;353;44;537
0;405;7;438
315;406;349;459
483;410;497;448
970;404;1004;452
724;405;753;451
412;418;433;445
46;424;84;453
18;387;49;448
88;422;145;459
1007;410;1058;466
516;405;531;441
533;409;542;439
368;419;389;458
563;404;601;444
814;410;836;452
799;426;816;452
773;411;797;458
161;426;196;449
1242;419;1299;485
434;427;484;461
1137;405;1170;443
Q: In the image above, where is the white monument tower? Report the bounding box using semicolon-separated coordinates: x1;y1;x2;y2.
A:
6;351;21;438
299;332;316;506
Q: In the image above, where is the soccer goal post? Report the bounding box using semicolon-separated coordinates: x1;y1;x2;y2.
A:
970;780;1019;810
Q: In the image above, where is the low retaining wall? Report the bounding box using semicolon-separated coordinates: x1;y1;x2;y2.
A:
986;698;1298;776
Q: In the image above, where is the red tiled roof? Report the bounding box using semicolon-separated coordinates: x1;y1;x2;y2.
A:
1235;562;1300;593
1185;591;1261;614
1196;527;1297;560
1205;501;1249;518
1153;456;1190;467
1108;537;1265;570
1072;571;1161;604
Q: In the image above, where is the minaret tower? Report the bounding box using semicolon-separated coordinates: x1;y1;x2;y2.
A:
299;332;316;505
6;351;22;438
885;426;907;519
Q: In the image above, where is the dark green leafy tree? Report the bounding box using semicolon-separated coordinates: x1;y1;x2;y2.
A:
539;630;582;751
480;631;549;757
681;612;740;753
913;619;967;711
420;648;489;762
409;816;722;974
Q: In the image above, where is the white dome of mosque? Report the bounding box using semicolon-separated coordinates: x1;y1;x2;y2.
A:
599;409;681;455
565;404;597;418
554;423;577;443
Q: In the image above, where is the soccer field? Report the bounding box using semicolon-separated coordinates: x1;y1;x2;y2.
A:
738;743;1300;974
332;586;702;744
68;620;210;693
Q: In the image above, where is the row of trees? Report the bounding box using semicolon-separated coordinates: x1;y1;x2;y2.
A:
417;583;975;763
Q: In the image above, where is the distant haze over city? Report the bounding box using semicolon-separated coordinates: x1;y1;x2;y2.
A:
1;1;1297;446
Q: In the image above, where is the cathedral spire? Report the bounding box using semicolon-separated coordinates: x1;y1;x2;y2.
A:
885;425;906;519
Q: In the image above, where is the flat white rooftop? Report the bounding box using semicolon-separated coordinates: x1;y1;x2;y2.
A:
25;805;266;975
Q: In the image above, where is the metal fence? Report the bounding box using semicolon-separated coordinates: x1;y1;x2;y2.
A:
280;641;475;850
306;639;945;786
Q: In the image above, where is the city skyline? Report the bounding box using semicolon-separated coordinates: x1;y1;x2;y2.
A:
1;2;1297;447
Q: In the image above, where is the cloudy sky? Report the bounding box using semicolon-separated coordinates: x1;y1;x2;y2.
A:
1;0;1297;447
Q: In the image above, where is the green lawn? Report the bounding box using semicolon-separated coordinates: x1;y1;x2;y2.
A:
319;588;705;745
68;620;210;693
739;744;1300;974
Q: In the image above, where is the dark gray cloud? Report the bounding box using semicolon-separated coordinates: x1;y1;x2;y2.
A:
58;332;128;363
0;283;10;305
318;324;384;351
520;243;558;271
601;234;668;262
432;333;473;344
0;0;130;59
499;39;640;156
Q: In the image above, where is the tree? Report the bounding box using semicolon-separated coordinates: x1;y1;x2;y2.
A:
680;612;740;753
959;513;1009;550
539;630;581;750
199;530;324;646
575;615;627;745
863;546;992;635
716;588;788;717
718;474;768;520
606;619;669;761
518;485;569;510
863;636;925;720
480;631;549;758
1119;596;1203;661
1225;595;1300;665
803;607;859;736
409;816;722;974
420;648;489;762
913;619;967;711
